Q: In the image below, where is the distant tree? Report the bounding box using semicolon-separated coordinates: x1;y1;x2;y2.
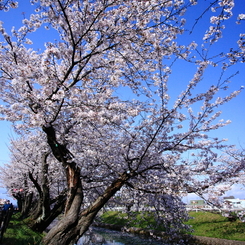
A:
0;0;244;244
0;162;34;218
0;133;66;230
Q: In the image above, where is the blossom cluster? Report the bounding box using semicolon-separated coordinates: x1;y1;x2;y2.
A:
0;0;244;243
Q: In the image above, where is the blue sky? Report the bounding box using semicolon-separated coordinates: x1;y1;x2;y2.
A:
0;1;245;202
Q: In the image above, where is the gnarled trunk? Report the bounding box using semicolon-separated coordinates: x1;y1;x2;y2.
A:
28;150;67;232
43;172;130;245
42;164;83;245
42;124;82;243
30;194;66;232
42;124;131;244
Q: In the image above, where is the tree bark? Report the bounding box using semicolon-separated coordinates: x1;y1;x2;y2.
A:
30;193;66;232
42;124;132;244
42;163;83;245
20;191;34;219
28;153;50;218
42;124;84;244
43;172;130;245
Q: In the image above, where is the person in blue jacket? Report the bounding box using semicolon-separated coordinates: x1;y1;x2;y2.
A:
2;200;13;213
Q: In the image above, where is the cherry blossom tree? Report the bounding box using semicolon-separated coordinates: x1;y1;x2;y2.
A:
0;0;244;244
0;152;34;218
0;133;67;230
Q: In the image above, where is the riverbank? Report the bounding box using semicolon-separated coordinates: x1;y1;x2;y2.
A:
93;222;245;245
3;211;245;245
96;211;245;245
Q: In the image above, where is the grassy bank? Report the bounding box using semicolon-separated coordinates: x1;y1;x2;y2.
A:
99;211;245;241
187;211;245;241
3;211;245;244
2;213;43;245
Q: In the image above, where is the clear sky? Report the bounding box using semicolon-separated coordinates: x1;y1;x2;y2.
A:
0;1;245;202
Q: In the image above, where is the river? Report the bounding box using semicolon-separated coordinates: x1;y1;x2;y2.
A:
76;227;168;245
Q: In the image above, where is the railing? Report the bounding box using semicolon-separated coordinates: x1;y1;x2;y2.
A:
186;205;245;212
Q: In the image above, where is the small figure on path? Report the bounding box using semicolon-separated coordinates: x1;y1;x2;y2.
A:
2;200;13;214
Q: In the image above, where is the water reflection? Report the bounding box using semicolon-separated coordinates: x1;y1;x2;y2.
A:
77;227;166;245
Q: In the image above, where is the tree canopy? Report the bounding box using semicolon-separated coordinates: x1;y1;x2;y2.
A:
0;0;244;244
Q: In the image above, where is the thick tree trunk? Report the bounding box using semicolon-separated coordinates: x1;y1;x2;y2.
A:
42;124;84;244
20;191;34;219
43;172;130;245
42;125;131;244
27;153;55;231
29;185;67;232
30;194;66;232
42;163;83;245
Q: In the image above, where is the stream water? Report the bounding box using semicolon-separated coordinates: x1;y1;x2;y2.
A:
76;227;168;245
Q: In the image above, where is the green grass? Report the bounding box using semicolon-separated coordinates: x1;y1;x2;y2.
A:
2;213;43;245
186;211;245;241
99;210;245;241
99;210;165;230
4;211;245;243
